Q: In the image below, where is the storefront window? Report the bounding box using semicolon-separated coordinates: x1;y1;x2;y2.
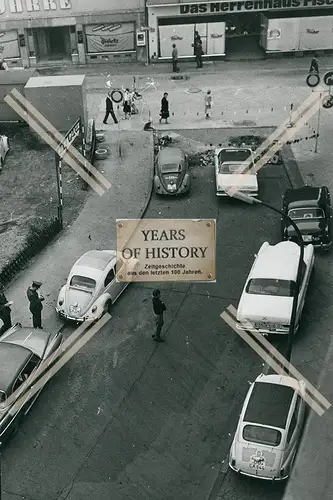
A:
85;23;135;53
0;30;20;59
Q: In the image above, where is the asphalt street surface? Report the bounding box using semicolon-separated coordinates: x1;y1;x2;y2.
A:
1;128;329;500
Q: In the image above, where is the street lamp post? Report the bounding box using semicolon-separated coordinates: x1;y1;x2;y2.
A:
228;191;304;363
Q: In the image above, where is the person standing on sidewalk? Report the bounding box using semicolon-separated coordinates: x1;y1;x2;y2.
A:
204;89;213;119
309;54;319;74
103;91;118;125
152;289;166;342
27;281;44;329
0;283;13;335
123;88;131;119
193;31;202;54
172;44;179;73
159;92;170;124
194;41;203;68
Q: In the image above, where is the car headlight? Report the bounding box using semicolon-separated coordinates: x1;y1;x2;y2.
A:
91;305;97;313
58;298;64;306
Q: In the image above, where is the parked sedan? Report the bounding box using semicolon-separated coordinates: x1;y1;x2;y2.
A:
236;241;314;335
229;374;306;480
56;250;137;322
0;323;62;441
282;186;332;249
0;134;9;170
215;147;258;196
154;147;191;195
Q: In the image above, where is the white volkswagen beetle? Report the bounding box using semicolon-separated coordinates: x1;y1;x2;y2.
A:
56;250;137;322
0;134;9;170
237;241;314;335
229;373;306;481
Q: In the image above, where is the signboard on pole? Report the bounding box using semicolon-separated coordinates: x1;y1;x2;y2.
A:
116;218;216;282
323;70;333;86
56;118;81;159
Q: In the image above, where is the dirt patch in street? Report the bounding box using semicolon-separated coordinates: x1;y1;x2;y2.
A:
0;123;88;271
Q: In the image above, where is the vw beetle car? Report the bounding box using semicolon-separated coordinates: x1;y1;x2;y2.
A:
154;147;191;195
236;241;314;335
282;186;332;250
0;134;9;170
229;374;306;481
56;250;137;322
215;147;258;197
0;323;62;442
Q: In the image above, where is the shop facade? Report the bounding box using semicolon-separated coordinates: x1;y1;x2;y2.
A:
146;0;333;59
0;0;146;68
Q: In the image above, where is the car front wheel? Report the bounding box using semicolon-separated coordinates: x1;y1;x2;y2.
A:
103;300;112;315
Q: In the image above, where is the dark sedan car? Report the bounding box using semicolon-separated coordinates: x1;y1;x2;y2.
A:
154;147;191;195
0;323;62;442
282;186;332;249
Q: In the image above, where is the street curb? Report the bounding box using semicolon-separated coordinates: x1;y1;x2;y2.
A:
282;144;306;189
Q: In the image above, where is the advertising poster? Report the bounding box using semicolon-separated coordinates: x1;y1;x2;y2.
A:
207;22;225;55
116;219;216;282
0;30;19;58
85;23;135;53
299;16;333;50
159;24;194;57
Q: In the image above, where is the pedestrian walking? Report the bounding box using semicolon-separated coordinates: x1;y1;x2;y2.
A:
123;88;131;119
0;283;13;335
172;43;179;73
152;289;166;342
103;91;118;125
159;92;170;124
194;41;203;68
309;54;319;74
27;281;44;329
204;89;213;119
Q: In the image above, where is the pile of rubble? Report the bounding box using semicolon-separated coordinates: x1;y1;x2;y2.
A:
188;150;215;168
228;135;264;148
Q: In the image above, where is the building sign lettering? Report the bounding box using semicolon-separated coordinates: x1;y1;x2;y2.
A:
180;0;333;14
0;0;71;14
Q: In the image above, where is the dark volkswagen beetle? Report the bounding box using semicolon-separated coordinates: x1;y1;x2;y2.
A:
154;147;191;195
281;186;332;249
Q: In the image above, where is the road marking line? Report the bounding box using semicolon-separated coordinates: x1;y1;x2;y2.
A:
220;310;329;416
227;304;330;410
4;89;111;195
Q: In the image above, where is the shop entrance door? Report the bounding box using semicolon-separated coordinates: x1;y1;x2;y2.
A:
34;27;71;62
225;13;264;59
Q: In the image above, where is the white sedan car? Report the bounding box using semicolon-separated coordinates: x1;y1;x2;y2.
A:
215;147;258;197
229;374;306;481
0;135;9;170
237;241;314;335
56;250;137;322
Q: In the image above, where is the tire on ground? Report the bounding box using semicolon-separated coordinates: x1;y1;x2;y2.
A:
96;133;105;143
95;148;109;160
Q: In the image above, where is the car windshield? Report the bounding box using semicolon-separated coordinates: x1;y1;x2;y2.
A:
70;275;96;291
243;424;282;446
218;149;252;163
218;163;247;174
288;207;325;220
161;164;181;173
246;278;295;297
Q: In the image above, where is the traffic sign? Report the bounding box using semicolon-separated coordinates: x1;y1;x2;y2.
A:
322;95;333;109
56;118;81;159
306;72;320;88
323;70;333;86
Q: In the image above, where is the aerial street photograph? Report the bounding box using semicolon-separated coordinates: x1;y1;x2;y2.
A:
0;0;333;499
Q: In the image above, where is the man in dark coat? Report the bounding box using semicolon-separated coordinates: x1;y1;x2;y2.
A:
27;281;44;329
103;91;118;124
159;92;170;124
194;41;203;68
193;31;202;55
172;44;179;73
0;283;12;335
152;289;166;342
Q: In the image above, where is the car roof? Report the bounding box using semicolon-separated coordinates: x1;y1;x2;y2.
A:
0;343;32;394
284;186;328;208
244;376;296;429
73;250;117;275
1;325;51;359
157;147;184;164
251;241;301;281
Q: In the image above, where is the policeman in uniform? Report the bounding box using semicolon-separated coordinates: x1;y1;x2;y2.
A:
27;281;44;329
0;283;12;335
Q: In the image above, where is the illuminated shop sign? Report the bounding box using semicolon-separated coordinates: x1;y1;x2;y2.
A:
0;0;71;15
180;0;333;14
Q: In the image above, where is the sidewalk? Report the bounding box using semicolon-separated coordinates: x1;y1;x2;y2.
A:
5;131;153;334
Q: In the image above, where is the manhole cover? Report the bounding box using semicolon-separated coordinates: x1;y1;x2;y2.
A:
187;87;202;93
